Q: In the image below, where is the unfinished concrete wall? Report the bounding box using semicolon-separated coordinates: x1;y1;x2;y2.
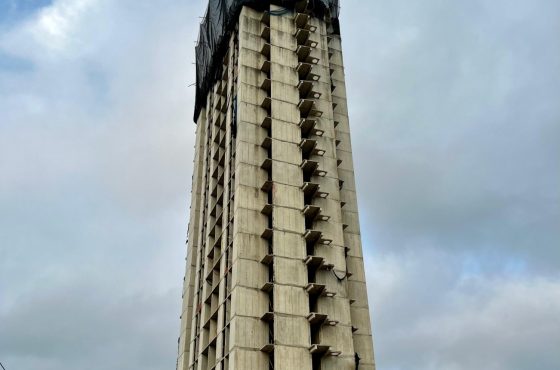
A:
178;2;375;370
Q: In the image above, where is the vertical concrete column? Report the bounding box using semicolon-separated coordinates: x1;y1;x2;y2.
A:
196;93;220;370
215;33;236;370
178;110;207;370
188;102;212;370
303;16;356;370
228;6;269;370
328;35;376;370
269;6;313;370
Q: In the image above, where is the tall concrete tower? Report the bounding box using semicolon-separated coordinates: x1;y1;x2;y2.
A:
178;1;375;369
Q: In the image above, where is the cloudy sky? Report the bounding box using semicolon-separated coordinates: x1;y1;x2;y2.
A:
0;0;559;369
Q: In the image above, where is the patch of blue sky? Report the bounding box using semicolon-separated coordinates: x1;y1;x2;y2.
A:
0;0;53;26
0;50;34;72
460;253;529;282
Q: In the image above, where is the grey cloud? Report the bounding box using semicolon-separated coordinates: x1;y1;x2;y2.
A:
340;0;560;270
0;1;202;369
366;250;560;370
338;1;560;368
0;281;179;370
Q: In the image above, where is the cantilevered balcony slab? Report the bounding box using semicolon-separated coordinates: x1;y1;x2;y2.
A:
304;255;334;271
298;80;312;97
212;233;222;249
296;45;310;60
261;228;273;241
261;312;274;322
215;80;223;96
260;43;271;58
293;12;317;30
304;229;332;245
261;137;272;150
309;344;330;355
297;46;318;64
295;28;310;44
294;12;309;28
211;166;219;179
303;205;332;224
299;118;324;137
260;77;271;93
298;80;321;100
300;138;326;157
261;116;272;129
261;26;270;42
261;158;272;171
304;229;321;243
295;0;313;13
306;312;339;327
261;282;274;293
216;188;224;204
301;159;327;177
260;344;274;354
300;159;317;174
297;62;312;77
297;99;323;118
260;60;271;74
261;203;273;216
302;204;321;220
309;343;341;356
297;62;320;81
206;244;215;260
261;11;270;25
301;182;329;199
306;312;328;326
298;99;315;116
261;96;271;111
212;254;222;273
260;254;274;265
305;283;326;296
211;183;218;197
209;334;218;348
261;180;274;193
215;209;223;226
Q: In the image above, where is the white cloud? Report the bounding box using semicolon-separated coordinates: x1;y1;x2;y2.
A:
1;0;99;60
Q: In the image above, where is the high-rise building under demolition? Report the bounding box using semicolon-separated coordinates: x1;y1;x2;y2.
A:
178;1;375;369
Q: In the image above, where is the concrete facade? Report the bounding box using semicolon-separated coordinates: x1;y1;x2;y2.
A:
178;3;375;370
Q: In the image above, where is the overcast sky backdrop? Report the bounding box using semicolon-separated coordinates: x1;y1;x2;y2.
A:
1;0;559;369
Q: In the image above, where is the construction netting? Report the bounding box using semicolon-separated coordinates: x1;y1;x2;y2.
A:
193;0;340;122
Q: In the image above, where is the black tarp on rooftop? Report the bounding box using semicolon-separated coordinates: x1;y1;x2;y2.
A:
193;0;340;122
